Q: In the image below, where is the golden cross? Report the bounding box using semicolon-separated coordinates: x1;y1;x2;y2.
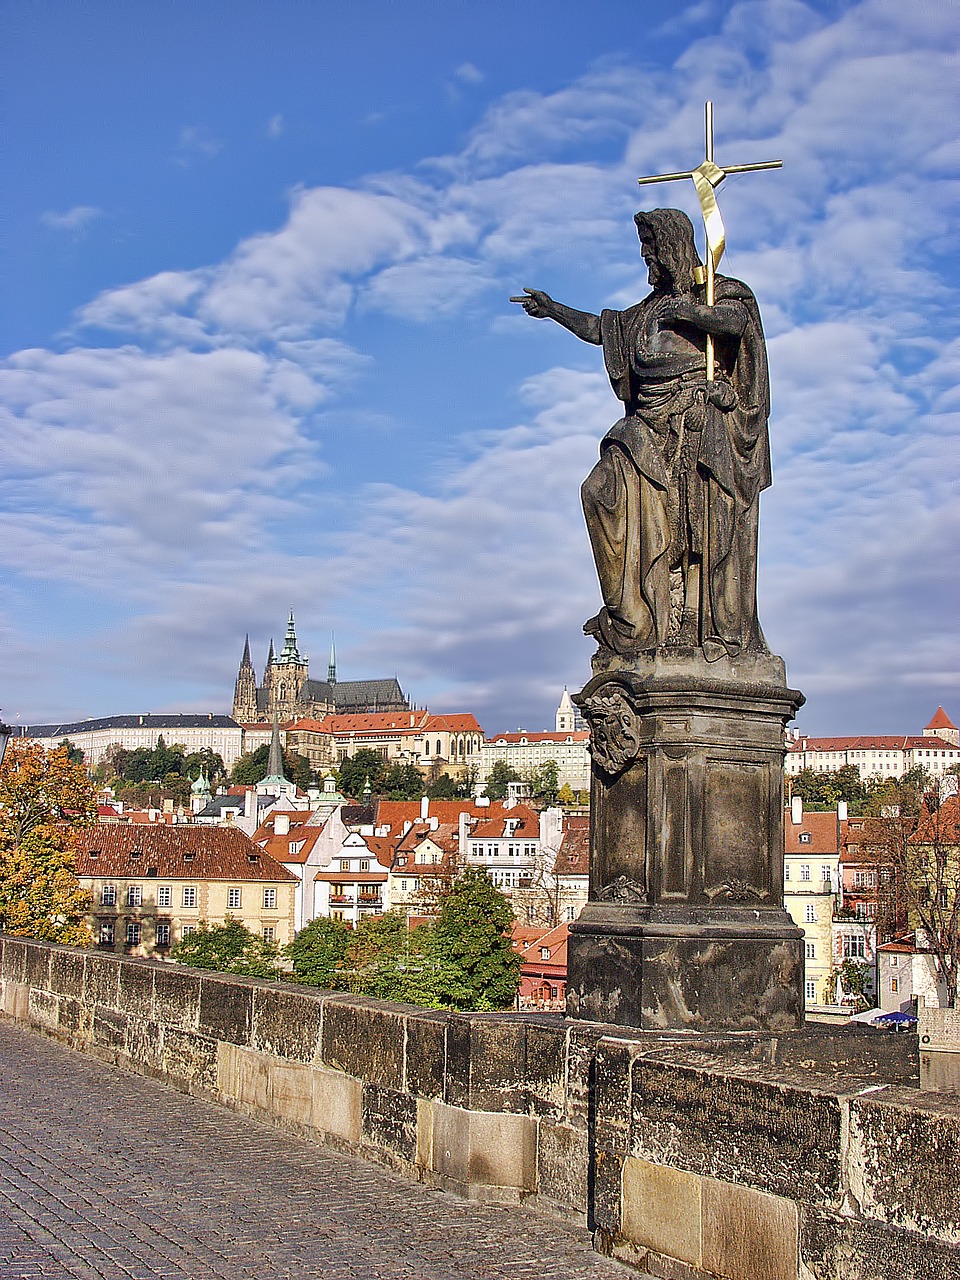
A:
637;101;781;379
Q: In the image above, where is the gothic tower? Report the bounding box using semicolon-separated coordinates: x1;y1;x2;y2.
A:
232;636;258;723
270;611;309;721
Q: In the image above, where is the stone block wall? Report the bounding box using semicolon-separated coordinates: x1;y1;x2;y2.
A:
2;935;958;1279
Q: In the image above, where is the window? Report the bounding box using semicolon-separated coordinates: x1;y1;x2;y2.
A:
227;887;242;910
566;905;577;921
798;832;812;844
805;980;817;1001
262;926;275;942
155;922;171;946
100;884;117;906
263;887;277;909
360;860;370;872
784;864;791;880
890;956;899;968
182;886;198;908
182;924;196;937
854;870;875;889
804;904;816;923
540;947;551;960
805;942;816;960
401;880;408;891
157;885;172;908
800;865;811;882
125;922;141;945
99;921;114;944
890;977;900;993
843;936;866;959
821;865;832;882
339;860;350;871
127;885;142;907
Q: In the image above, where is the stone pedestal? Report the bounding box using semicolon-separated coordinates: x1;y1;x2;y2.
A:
567;648;805;1032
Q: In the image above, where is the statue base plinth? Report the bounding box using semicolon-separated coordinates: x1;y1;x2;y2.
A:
567;905;803;1032
569;651;805;1033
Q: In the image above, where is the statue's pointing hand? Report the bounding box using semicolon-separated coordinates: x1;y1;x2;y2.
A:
510;287;554;319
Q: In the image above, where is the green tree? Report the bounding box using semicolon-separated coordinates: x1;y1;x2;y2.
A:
382;761;425;799
57;738;85;766
792;766;865;811
0;739;95;945
428;867;521;1010
286;917;352;988
230;744;312;789
171;919;281;978
485;759;521;801
183;748;227;788
336;749;389;799
527;758;560;805
557;783;576;806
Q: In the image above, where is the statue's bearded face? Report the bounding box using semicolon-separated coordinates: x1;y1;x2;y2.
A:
640;236;664;289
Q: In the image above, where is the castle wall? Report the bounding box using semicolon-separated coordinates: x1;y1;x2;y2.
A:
2;935;956;1279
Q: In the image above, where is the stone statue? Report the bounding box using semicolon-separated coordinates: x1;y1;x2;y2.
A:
513;207;770;662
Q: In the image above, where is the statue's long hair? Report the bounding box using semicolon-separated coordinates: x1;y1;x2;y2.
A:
634;209;702;295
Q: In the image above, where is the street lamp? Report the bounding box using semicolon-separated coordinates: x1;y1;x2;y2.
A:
0;714;11;768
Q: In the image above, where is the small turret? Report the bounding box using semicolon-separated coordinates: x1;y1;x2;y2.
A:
328;635;337;685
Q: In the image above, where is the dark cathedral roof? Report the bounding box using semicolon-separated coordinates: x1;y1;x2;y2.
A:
302;677;407;711
25;713;240;737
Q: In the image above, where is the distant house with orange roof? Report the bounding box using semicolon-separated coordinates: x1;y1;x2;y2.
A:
311;709;483;773
76;824;297;958
785;708;959;782
514;923;569;1011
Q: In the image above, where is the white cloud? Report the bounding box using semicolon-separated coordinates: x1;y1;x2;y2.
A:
40;206;102;233
173;124;223;165
453;62;484;86
267;113;285;138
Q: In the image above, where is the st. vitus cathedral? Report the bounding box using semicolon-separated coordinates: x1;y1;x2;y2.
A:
232;613;409;724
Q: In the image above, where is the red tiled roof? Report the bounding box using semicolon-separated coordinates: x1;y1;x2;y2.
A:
788;735;957;752
318;711;430;734
911;795;960;846
784;809;839;854
554;816;589;875
925;707;957;731
471;804;540;840
423;713;483;733
76;825;296;881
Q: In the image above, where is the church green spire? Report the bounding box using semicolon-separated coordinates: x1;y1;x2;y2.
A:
279;610;301;664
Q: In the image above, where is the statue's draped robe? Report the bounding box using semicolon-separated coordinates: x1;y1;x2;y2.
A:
581;275;771;658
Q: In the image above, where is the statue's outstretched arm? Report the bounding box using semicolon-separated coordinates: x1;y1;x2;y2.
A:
659;296;747;337
510;289;601;344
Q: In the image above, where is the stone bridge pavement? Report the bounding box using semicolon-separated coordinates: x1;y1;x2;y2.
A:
0;1021;628;1280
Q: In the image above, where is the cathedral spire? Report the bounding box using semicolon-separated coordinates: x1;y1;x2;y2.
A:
266;637;275;667
328;635;337;685
241;634;252;667
279;610;301;664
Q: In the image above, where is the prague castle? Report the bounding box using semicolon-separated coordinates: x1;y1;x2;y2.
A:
232;613;409;724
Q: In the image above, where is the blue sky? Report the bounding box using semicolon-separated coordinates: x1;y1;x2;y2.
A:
2;0;958;737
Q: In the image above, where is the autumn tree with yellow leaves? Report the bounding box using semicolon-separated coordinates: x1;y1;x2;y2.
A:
0;739;96;944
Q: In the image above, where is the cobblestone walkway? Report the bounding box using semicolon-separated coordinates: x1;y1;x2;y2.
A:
0;1022;626;1280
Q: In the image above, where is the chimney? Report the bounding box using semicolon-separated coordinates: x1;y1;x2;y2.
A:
837;800;848;822
791;795;803;826
274;812;290;836
244;788;256;821
402;820;413;836
420;796;429;821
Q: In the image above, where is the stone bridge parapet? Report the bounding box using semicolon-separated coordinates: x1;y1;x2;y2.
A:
2;935;958;1279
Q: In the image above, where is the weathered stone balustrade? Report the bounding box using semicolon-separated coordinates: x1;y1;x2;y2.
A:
2;935;958;1279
